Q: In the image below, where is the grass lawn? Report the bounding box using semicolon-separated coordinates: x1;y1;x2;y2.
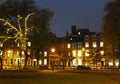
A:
0;71;119;84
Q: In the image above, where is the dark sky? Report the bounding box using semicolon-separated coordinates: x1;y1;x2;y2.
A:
35;0;109;37
0;0;109;37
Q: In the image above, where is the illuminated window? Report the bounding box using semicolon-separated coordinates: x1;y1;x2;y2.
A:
0;42;3;47
6;50;13;57
16;51;19;56
72;50;76;57
44;59;47;65
85;42;89;47
78;59;82;65
22;51;24;55
27;50;31;55
78;50;82;57
85;50;89;57
93;42;97;47
100;51;104;56
27;42;31;47
44;51;47;57
67;43;71;48
17;43;19;47
115;59;119;66
39;60;42;65
0;50;3;55
68;52;70;56
108;62;113;66
100;41;104;47
33;59;36;61
73;59;76;66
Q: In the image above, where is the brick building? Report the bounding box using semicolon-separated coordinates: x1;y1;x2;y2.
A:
66;25;104;67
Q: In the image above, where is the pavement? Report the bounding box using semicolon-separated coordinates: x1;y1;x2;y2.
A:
0;69;120;77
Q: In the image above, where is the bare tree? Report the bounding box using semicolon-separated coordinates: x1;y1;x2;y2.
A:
103;0;120;66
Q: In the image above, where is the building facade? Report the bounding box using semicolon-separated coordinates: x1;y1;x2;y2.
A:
66;25;120;68
66;25;105;67
0;25;120;70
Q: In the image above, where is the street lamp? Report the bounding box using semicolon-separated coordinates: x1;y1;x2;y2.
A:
51;48;55;71
51;48;55;53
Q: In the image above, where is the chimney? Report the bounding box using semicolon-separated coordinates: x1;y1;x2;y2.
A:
71;25;76;35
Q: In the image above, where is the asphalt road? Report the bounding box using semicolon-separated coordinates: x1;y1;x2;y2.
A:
0;70;119;84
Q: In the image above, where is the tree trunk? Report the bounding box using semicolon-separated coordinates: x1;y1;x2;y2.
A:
24;50;29;69
0;58;3;70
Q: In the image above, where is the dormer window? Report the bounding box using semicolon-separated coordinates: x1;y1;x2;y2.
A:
85;35;89;40
78;32;80;35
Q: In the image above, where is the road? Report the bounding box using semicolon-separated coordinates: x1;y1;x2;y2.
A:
0;70;119;84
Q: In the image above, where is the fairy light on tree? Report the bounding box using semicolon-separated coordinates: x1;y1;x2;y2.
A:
0;13;35;68
0;13;35;49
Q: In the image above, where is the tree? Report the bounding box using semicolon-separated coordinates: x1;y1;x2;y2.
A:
0;0;54;69
103;0;120;65
29;9;55;67
51;37;69;69
0;0;37;18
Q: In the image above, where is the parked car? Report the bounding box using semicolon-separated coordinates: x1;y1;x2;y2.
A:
76;65;91;70
103;65;119;71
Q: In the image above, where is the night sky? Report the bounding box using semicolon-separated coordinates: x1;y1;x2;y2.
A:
35;0;110;37
0;0;109;37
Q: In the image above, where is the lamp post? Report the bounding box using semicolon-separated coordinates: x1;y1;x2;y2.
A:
0;42;3;70
51;48;55;71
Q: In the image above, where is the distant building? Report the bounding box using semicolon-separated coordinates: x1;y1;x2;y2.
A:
0;40;35;69
0;25;120;70
66;25;105;67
